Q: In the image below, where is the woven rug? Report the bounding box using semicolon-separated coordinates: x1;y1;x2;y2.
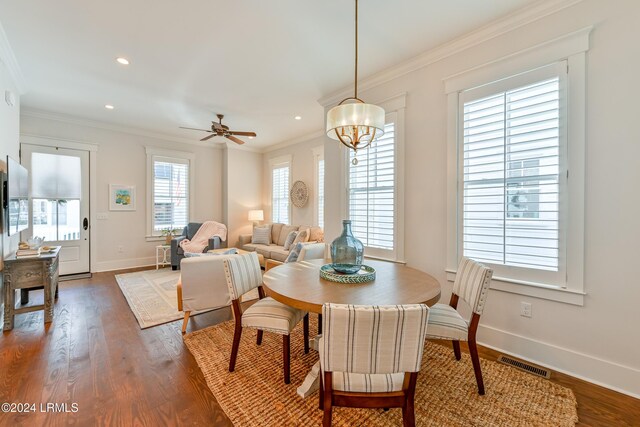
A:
116;268;257;329
184;317;578;426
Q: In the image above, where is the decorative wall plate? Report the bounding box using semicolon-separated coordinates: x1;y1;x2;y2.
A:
290;180;309;208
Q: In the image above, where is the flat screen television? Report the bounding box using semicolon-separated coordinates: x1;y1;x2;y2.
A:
4;155;29;236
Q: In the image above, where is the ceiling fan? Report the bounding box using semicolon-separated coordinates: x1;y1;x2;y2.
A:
180;114;256;145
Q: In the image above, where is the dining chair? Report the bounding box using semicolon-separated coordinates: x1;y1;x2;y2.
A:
319;303;430;427
425;257;493;395
225;252;309;384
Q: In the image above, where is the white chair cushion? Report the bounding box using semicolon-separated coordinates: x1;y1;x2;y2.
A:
425;303;469;341
331;371;405;393
241;297;306;335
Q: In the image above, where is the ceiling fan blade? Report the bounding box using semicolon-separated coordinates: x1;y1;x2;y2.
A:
226;135;245;145
180;126;212;132
228;131;257;137
200;134;217;141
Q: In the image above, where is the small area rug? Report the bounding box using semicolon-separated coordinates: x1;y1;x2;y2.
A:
184;317;578;426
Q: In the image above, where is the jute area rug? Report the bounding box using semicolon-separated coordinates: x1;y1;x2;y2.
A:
116;268;257;329
184;317;578;426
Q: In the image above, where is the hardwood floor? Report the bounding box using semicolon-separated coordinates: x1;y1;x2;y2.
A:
1;269;638;426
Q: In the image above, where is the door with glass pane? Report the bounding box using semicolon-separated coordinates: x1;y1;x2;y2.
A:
22;144;90;275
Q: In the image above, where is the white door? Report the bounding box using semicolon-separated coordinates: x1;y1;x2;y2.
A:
22;144;90;275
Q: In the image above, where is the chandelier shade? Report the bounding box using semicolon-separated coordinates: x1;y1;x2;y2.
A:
326;101;385;150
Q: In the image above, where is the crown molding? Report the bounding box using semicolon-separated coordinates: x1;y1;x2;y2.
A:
21;108;265;153
0;20;27;94
261;129;325;154
18;107;229;150
318;0;584;107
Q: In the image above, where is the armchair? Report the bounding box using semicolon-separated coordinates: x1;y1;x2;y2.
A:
171;222;226;270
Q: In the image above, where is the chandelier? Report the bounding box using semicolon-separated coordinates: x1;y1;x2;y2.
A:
326;0;385;164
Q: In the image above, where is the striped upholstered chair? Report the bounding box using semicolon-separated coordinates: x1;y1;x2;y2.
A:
224;252;309;384
319;303;430;427
426;257;493;395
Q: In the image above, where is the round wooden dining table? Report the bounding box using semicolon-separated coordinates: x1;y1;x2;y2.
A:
262;258;442;313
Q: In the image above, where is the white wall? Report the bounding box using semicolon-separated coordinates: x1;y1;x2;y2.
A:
321;0;640;397
222;147;263;247
20;114;223;271
0;54;21;319
263;135;325;226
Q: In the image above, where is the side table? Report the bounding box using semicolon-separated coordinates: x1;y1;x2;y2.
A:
156;245;171;269
2;246;61;331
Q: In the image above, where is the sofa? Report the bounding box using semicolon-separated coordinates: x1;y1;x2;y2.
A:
239;223;324;264
171;222;226;270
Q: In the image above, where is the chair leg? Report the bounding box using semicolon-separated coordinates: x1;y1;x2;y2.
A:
318;313;322;334
322;371;333;427
181;311;191;334
283;334;291;384
402;372;418;427
229;324;242;372
256;330;263;345
303;314;310;354
452;340;461;360
319;368;324;410
468;339;485;395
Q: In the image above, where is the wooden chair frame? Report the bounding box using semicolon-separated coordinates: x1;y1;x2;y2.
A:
319;370;420;427
228;286;309;384
448;293;484;395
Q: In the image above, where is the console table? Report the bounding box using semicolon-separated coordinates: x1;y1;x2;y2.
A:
2;246;60;331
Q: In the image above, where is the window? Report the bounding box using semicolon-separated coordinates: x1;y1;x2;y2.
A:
347;121;396;258
446;30;588;304
270;156;291;224
460;70;563;280
146;148;193;238
313;146;324;228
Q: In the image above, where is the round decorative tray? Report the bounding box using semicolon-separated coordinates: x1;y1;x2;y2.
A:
319;264;376;284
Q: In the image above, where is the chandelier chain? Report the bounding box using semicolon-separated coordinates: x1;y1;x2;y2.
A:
354;0;358;99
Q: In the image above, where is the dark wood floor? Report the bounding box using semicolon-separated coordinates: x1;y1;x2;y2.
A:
0;269;638;426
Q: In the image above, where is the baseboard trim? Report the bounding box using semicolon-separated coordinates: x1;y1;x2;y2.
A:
478;324;640;399
93;257;156;273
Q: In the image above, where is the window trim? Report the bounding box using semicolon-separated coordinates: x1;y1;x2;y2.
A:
145;147;195;241
341;93;406;262
268;154;292;224
445;29;589;305
312;146;324;228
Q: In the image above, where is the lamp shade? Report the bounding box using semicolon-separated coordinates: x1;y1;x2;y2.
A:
248;210;264;221
326;102;385;148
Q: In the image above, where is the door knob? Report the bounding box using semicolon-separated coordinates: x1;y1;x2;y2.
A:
83;218;89;230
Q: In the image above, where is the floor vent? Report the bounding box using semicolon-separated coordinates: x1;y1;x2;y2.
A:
497;355;551;379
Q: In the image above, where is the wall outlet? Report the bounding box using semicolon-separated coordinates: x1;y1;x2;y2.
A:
97;212;108;220
117;245;124;253
520;302;532;318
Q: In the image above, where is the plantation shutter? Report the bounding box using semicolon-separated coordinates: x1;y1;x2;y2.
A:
272;165;289;224
153;157;189;232
318;159;325;228
348;122;395;252
460;63;565;273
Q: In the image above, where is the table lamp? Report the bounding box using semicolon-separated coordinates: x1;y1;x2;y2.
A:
248;209;264;227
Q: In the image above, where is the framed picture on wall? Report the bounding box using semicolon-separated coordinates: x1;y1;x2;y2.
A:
109;184;136;211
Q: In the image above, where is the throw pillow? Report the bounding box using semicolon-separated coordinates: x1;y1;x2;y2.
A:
292;229;309;246
309;226;324;243
278;225;298;246
252;226;271;245
271;223;284;244
283;231;298;251
185;248;238;257
285;242;304;263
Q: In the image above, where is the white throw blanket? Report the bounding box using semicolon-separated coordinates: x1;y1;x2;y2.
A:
179;221;227;254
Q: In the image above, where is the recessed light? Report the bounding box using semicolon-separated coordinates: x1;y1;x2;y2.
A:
116;57;130;65
105;104;115;110
294;115;302;120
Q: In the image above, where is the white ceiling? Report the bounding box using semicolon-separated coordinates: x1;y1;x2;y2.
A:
0;0;537;149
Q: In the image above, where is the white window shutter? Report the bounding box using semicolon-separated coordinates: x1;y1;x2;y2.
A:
153;158;189;231
272;166;290;224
